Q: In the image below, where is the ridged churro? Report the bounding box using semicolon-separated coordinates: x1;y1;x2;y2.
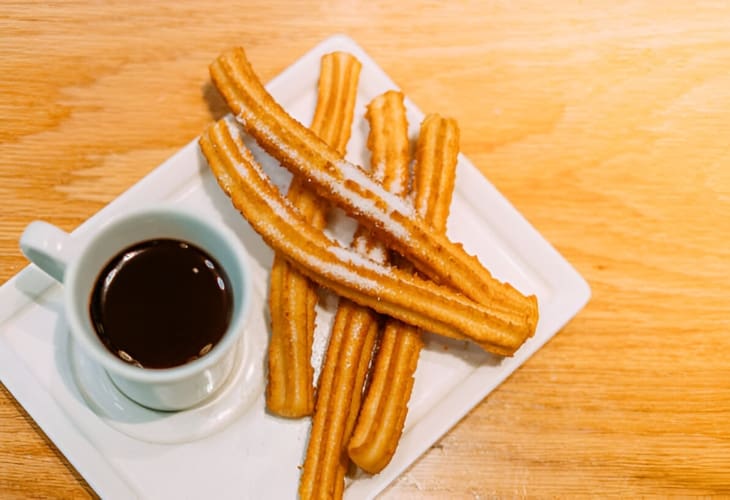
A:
299;91;410;499
209;47;538;352
201;118;521;355
348;114;459;473
267;52;361;418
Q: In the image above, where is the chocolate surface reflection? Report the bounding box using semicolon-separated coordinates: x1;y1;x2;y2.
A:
90;239;233;369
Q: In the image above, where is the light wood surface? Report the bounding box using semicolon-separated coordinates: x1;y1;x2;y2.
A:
2;1;729;497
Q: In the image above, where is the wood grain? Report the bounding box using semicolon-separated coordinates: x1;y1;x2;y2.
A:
2;0;729;497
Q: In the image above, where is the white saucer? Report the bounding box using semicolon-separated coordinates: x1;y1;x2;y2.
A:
68;309;268;445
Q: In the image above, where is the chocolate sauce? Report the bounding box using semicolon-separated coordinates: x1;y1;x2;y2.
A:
89;239;233;369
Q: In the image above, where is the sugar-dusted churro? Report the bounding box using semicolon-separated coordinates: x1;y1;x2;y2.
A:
299;91;410;499
209;47;539;349
348;114;459;473
267;52;361;418
201;118;520;355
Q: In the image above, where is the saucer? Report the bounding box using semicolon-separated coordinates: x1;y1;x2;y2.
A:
69;295;268;445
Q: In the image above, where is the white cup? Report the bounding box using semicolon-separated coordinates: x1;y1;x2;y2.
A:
19;206;252;411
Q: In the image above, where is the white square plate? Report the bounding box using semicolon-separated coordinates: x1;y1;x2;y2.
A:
0;34;590;499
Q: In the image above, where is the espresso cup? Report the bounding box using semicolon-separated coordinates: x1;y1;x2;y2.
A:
20;205;252;411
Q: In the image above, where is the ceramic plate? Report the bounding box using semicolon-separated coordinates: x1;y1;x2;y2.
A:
0;34;590;499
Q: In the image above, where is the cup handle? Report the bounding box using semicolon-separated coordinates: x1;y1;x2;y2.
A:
19;221;74;283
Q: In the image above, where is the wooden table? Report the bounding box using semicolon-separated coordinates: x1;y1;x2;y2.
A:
2;1;729;497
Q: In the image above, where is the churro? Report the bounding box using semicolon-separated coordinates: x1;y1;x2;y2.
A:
209;47;538;349
267;52;361;418
201;118;521;355
348;114;459;473
299;91;410;499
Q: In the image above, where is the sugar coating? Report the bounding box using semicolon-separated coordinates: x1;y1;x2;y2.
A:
221;123;391;295
352;234;388;264
335;158;414;229
236;110;310;177
235;111;414;242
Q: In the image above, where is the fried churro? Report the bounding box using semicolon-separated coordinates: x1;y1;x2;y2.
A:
348;114;459;473
201;118;522;355
267;52;361;418
299;91;410;499
209;47;538;351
